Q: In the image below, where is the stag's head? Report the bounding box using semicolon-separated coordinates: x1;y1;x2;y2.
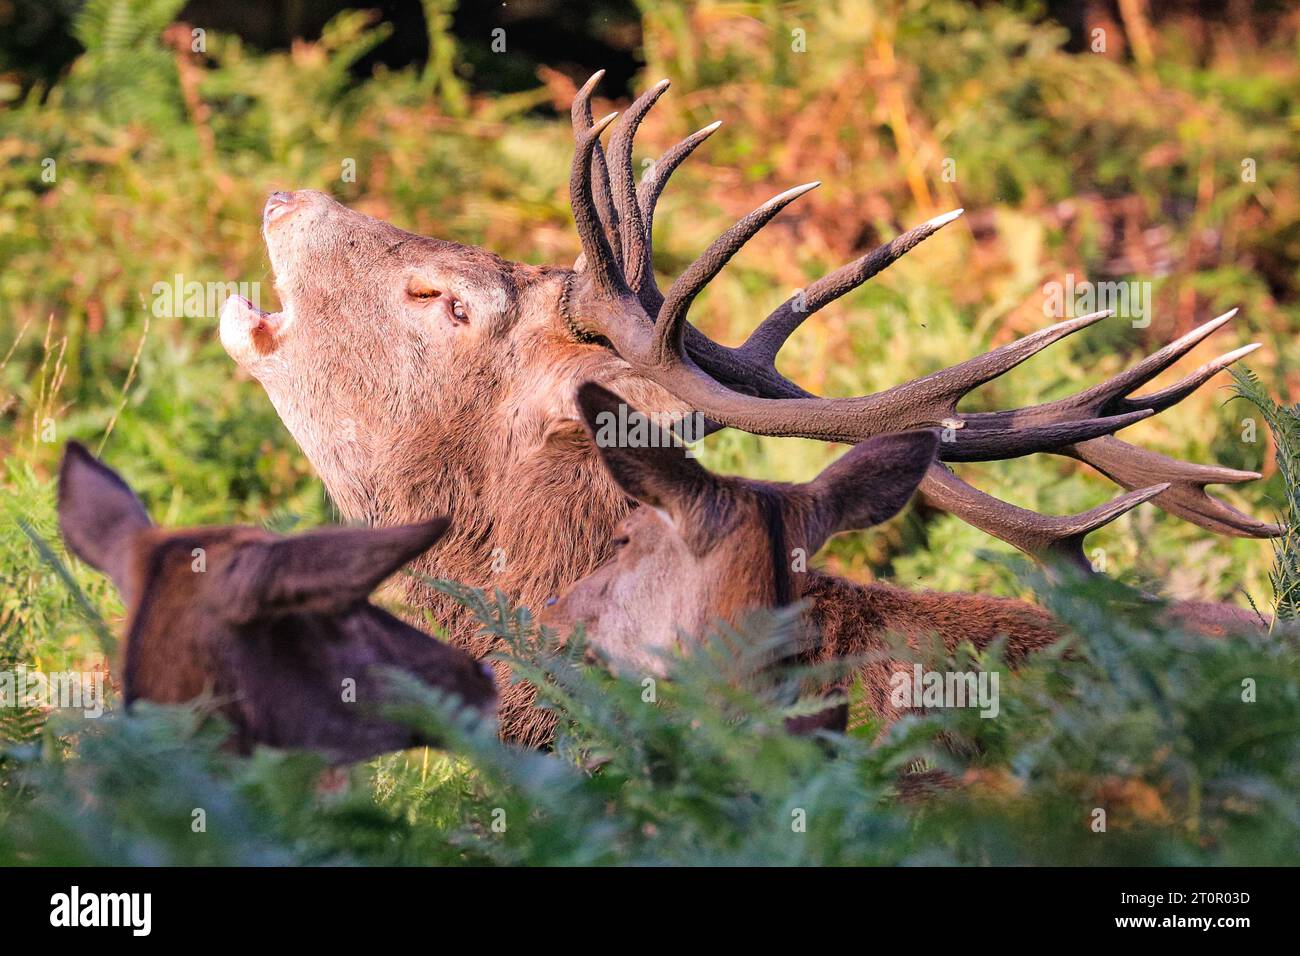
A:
543;384;939;676
57;442;496;762
220;188;548;517
224;69;1277;607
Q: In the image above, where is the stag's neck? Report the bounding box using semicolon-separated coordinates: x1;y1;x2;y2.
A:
317;313;692;649
800;571;1060;657
796;571;1061;722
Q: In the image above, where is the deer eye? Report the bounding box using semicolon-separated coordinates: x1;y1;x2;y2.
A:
407;279;441;300
610;534;630;550
452;300;467;320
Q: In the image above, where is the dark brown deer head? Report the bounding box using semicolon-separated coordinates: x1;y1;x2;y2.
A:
57;441;497;764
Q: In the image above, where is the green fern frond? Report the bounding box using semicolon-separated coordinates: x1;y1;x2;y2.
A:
1230;366;1300;623
74;0;187;52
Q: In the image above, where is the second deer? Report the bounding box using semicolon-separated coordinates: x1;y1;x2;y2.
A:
57;442;497;763
544;385;1262;731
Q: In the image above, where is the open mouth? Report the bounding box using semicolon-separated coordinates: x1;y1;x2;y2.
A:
220;294;284;360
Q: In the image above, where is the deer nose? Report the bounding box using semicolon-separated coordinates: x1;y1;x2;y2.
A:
264;191;301;226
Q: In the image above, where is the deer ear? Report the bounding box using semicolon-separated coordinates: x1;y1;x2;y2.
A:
225;518;452;623
804;429;938;550
57;442;153;604
576;382;714;517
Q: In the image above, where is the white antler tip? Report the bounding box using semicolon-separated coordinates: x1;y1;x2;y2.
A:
763;182;820;210
925;208;965;230
700;120;723;134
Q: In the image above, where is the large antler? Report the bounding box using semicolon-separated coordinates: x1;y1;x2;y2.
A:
564;73;1282;562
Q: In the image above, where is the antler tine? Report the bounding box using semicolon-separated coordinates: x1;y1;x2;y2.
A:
967;309;1245;429
608;79;670;296
682;209;962;393
652;182;821;366
635;120;724;313
895;308;1114;415
586;191;1150;449
1135;343;1262;416
940;314;1263;460
571;71;622;271
941;409;1156;461
643;246;1241;464
637;121;722;225
918;464;1170;575
1062;436;1284;537
742;209;966;368
689;307;1139;455
570;108;628;299
615;321;1153;450
1099;308;1240;409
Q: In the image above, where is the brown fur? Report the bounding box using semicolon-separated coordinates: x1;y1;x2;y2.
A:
57;442;497;763
797;572;1060;728
553;388;1264;740
545;385;1063;729
221;191;691;745
221;191;1260;747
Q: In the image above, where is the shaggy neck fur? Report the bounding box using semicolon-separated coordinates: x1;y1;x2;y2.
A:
266;272;691;746
795;571;1062;730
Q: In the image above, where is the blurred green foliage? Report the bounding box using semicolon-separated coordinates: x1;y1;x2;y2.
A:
0;0;1298;864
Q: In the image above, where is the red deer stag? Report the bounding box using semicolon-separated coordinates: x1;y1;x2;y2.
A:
545;385;1259;731
220;72;1278;746
56;442;497;763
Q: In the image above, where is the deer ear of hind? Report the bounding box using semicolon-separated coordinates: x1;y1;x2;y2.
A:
225;518;453;624
58;441;154;606
575;382;722;546
802;429;940;553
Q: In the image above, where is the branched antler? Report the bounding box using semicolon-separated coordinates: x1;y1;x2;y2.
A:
918;464;1171;575
564;72;1282;560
